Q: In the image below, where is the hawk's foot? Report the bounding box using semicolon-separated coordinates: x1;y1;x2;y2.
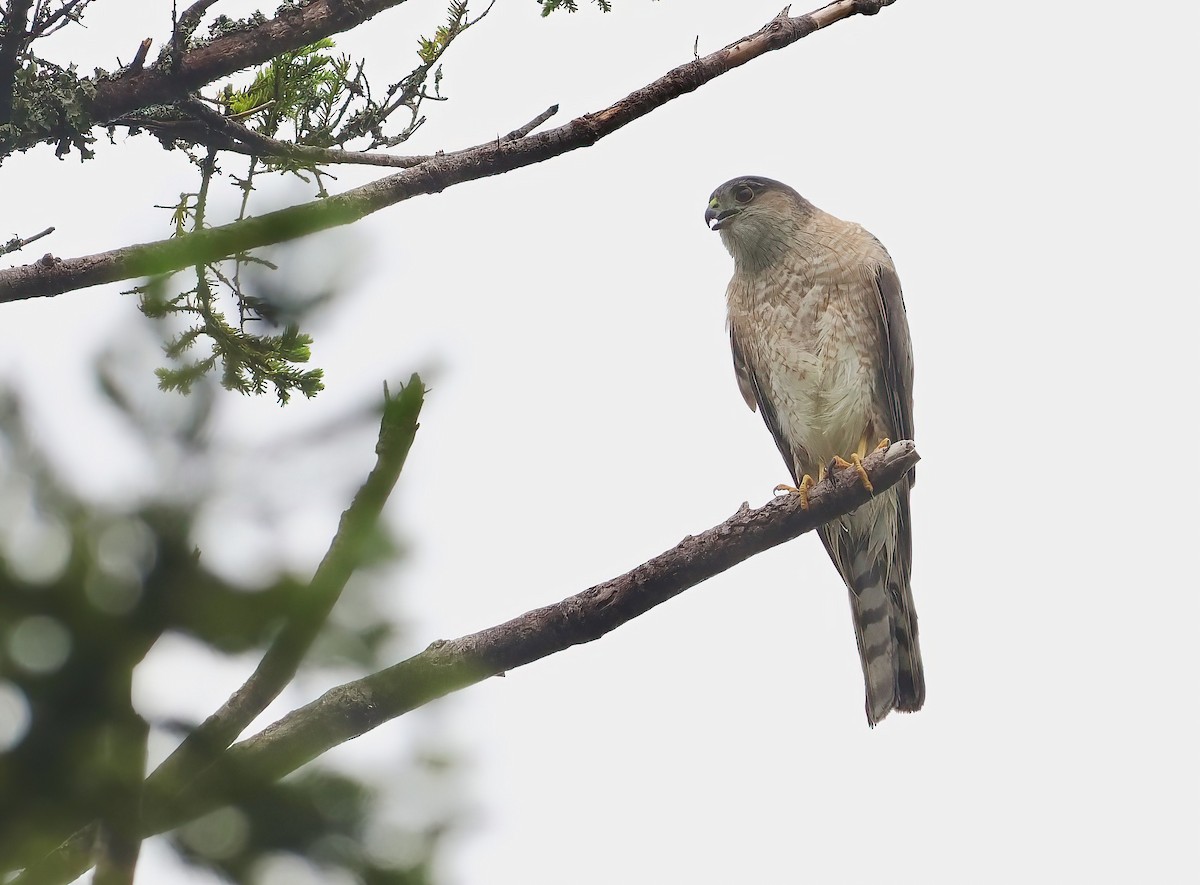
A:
832;453;874;494
774;474;814;509
874;437;891;452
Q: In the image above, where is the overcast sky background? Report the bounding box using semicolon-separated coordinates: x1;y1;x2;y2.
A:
1;1;1197;882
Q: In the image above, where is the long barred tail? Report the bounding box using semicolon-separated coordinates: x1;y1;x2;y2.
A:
819;479;924;726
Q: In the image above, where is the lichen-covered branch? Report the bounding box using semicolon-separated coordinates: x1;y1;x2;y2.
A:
99;0;408;124
0;0;899;304
0;225;54;256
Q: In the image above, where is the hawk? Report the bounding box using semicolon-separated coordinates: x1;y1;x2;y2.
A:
704;176;924;726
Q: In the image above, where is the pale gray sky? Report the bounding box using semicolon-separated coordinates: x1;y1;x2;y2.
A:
2;1;1197;883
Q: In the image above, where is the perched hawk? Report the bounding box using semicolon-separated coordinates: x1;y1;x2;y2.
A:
705;176;924;726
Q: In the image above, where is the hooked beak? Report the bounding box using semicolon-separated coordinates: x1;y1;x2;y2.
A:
705;204;740;231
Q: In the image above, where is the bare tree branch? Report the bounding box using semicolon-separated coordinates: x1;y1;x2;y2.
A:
127;37;152;73
499;103;560;141
13;440;919;885
340;0;496;149
27;0;93;39
161;442;920;823
113;99;560;168
0;225;53;256
0;0;898;304
169;97;560;169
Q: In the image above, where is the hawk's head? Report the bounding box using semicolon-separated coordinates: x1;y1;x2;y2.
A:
705;176;814;268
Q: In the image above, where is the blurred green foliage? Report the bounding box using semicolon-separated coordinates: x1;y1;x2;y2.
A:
0;335;459;882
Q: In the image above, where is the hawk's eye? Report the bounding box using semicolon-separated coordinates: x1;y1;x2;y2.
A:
733;185;754;204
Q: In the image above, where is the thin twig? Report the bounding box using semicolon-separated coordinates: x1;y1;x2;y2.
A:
336;0;495;149
175;96;559;169
28;0;92;39
225;99;273;122
0;226;54;256
500;104;559;141
179;96;403;165
466;0;498;28
127;37;152;73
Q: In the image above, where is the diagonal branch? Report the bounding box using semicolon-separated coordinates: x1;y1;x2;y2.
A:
143;375;425;808
27;0;93;40
0;225;53;256
0;0;898;304
158;441;920;824
499;103;560;141
15;439;918;885
92;0;408;125
172;0;222;48
170;97;559;169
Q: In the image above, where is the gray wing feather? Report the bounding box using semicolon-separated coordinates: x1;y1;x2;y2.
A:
874;263;915;485
730;327;805;484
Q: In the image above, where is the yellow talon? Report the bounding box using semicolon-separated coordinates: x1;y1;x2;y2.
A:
774;474;814;509
833;453;874;494
874;437;891;452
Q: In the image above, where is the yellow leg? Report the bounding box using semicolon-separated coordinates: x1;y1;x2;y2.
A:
774;473;814;509
832;453;874;494
828;435;889;494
